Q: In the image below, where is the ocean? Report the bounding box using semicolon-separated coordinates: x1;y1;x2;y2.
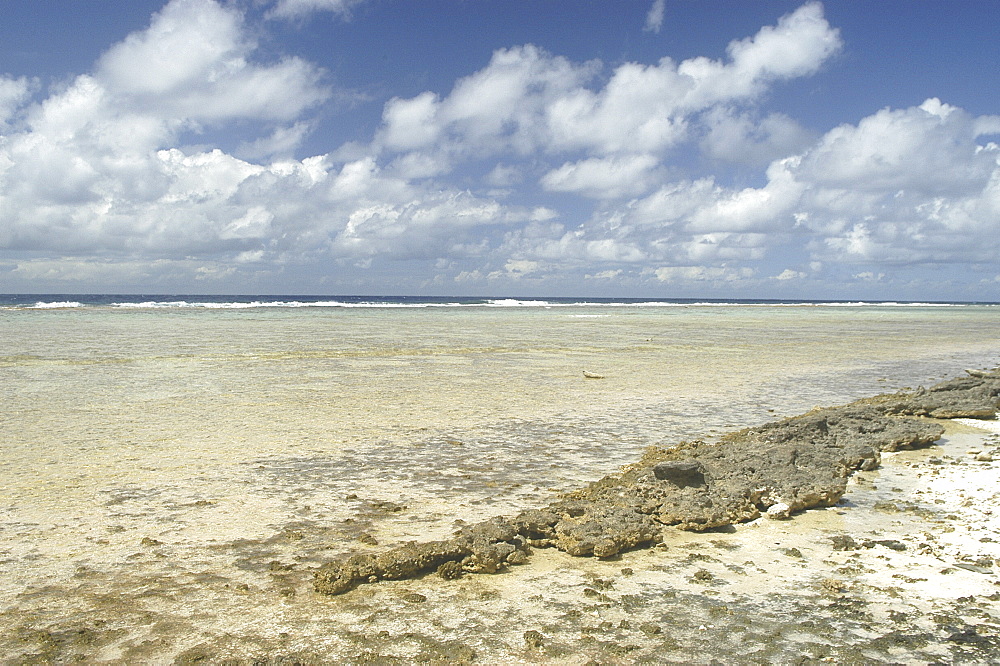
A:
2;295;999;662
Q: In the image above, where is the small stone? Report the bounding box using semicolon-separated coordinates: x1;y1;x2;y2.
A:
821;578;846;593
401;592;427;603
693;569;714;583
524;630;544;648
976;452;994;462
766;502;792;520
639;622;662;636
437;560;465;580
831;535;858;551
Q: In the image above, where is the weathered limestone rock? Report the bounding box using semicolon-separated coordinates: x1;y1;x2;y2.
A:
314;370;998;595
314;516;531;595
860;373;1000;419
652;460;709;488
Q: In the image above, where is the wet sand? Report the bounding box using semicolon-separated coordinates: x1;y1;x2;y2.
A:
3;387;999;663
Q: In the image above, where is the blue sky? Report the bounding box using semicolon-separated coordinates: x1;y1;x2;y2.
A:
2;1;999;299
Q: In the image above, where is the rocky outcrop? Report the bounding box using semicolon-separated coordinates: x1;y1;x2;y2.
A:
858;370;1000;419
314;370;999;595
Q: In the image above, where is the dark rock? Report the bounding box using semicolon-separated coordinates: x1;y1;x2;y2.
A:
859;374;1000;419
653;460;708;488
436;560;464;579
639;622;662;636
831;535;858;551
311;370;995;595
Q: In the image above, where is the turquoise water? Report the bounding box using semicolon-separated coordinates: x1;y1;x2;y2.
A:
1;298;998;660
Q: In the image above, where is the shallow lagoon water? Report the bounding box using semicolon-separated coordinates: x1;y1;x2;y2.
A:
1;300;998;662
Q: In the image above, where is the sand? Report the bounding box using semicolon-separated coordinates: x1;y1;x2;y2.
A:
282;418;1000;664
3;404;999;663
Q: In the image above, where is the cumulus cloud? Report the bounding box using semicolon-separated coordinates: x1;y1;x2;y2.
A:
3;1;997;297
774;268;807;281
376;2;840;162
97;0;329;122
798;98;998;196
541;154;661;199
594;97;1000;280
236;122;314;160
0;0;332;260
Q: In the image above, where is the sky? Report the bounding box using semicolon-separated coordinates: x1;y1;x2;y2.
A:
2;1;1000;299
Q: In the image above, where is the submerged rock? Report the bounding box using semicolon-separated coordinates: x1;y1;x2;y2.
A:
314;371;999;595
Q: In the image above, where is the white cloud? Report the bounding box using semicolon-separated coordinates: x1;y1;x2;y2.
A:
485;163;524;187
654;265;756;283
701;107;814;166
5;1;997;297
380;92;441;151
774;268;807;281
98;0;242;96
0;76;33;128
676;2;841;107
376;4;840;162
587;269;623;280
236;122;314;160
602;97;1000;277
268;0;363;20
725;2;840;80
644;0;665;34
541;154;661;199
798;98;998;196
96;0;329;122
688;156;805;232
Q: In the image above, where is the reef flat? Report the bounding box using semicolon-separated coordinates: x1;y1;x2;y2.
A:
315;370;1000;596
5;368;1000;664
